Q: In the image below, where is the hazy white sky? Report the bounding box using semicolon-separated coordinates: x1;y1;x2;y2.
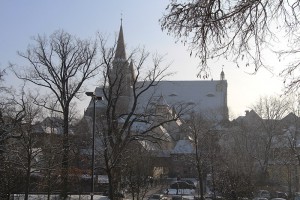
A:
0;1;285;118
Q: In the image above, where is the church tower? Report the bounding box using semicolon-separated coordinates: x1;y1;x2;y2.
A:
220;69;228;121
215;69;228;121
111;23;136;114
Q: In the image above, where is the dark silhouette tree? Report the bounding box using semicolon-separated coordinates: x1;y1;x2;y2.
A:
161;0;300;91
10;30;101;199
0;70;26;199
93;33;189;200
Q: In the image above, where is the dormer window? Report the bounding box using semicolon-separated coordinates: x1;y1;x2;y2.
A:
187;101;195;105
206;94;215;97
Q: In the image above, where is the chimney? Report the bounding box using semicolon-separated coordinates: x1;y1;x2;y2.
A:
245;110;249;116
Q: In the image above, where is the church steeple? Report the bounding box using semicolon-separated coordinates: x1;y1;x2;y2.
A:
111;22;133;114
115;23;126;61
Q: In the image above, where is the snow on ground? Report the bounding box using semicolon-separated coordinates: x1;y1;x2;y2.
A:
12;189;195;200
182;196;197;200
12;194;109;200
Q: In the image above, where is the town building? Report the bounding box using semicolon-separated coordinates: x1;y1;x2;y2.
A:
229;110;300;194
84;23;229;179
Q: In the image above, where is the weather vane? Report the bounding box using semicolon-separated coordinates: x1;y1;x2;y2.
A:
121;12;123;25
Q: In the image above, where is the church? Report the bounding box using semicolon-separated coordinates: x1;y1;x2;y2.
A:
84;23;229;178
85;23;228;122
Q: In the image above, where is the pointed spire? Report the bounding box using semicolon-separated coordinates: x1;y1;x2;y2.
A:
220;68;225;80
115;23;126;60
157;94;168;106
121;12;123;25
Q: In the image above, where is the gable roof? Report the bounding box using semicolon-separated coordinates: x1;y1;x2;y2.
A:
281;112;299;125
136;80;227;120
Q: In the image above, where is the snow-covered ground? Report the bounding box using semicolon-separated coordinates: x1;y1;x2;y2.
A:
12;189;195;200
12;194;110;200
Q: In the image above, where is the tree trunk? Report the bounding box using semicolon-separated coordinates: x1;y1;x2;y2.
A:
61;109;70;199
197;166;204;200
24;154;31;200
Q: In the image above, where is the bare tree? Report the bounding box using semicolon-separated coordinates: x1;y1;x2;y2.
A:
0;71;25;151
185;113;216;200
0;160;23;200
121;141;154;200
37;114;65;200
273;95;300;193
161;0;300;88
219;123;257;198
10;30;101;199
0;72;27;199
94;35;189;200
2;90;43;200
241;96;290;184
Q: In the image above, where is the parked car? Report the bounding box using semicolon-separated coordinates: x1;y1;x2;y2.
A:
256;190;271;199
274;191;287;199
270;198;286;200
170;181;196;189
253;198;268;200
238;198;249;200
183;180;196;187
148;194;167;200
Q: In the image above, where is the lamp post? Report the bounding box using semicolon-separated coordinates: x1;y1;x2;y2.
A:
86;92;103;200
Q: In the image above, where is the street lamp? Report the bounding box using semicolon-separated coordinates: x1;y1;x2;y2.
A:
86;92;103;200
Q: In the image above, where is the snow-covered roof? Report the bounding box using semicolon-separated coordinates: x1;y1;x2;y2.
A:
139;140;159;151
171;140;194;154
43;126;61;134
158;125;172;141
98;175;109;183
136;80;227;120
129;120;151;133
138;80;225;106
89;80;227;120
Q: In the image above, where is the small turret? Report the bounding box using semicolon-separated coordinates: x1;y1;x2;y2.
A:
155;94;172;121
220;69;225;80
